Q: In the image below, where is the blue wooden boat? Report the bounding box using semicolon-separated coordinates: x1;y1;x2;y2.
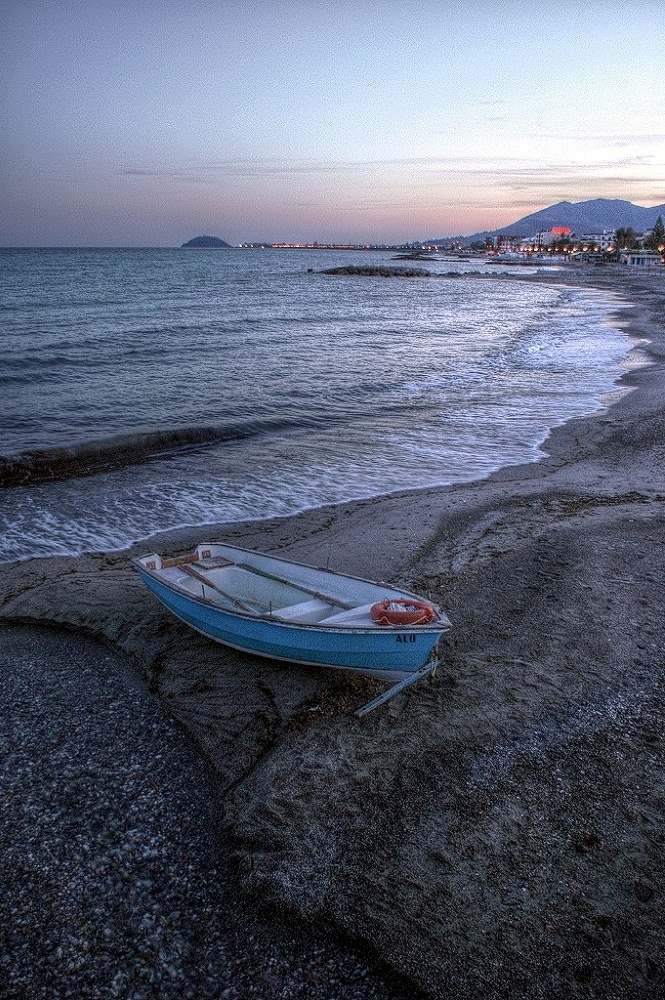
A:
134;543;451;707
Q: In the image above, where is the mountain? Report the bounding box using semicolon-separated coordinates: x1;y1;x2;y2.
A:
181;235;232;248
436;200;665;244
494;199;665;237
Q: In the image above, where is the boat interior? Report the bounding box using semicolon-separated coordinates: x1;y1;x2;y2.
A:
139;545;386;625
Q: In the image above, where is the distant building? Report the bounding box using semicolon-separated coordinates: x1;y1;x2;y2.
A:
518;227;573;249
579;231;615;251
623;250;663;267
536;227;572;247
495;234;518;252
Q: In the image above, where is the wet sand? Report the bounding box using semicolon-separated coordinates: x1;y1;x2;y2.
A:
1;266;664;998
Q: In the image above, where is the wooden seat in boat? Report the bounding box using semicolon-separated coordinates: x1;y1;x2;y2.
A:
275;599;332;622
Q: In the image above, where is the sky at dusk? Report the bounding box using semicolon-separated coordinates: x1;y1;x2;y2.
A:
1;0;664;247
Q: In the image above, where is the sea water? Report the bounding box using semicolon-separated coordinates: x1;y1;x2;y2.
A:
0;248;633;562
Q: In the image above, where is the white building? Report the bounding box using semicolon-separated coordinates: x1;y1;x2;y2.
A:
580;231;615;251
533;228;572;247
623;251;663;268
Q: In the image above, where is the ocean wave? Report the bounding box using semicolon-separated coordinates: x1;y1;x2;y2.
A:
0;420;297;488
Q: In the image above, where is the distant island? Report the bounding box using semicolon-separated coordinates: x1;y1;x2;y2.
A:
181;235;232;248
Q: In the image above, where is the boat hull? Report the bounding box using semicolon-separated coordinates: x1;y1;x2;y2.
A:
137;568;444;682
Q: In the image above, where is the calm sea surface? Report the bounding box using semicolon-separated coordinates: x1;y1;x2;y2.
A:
0;248;633;562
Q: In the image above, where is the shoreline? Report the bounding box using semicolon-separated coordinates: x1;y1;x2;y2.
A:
0;263;639;565
1;265;664;999
127;266;655;572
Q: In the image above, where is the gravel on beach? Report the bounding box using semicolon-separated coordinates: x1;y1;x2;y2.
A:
0;625;416;1000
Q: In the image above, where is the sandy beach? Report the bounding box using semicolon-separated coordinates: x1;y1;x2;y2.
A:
1;265;664;999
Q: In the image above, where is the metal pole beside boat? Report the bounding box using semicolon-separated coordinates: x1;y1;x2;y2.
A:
354;659;439;717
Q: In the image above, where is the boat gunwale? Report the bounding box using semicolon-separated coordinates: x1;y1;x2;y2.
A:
132;545;451;634
153;540;420;593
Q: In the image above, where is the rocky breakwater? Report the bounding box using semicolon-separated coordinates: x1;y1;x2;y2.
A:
320;265;434;278
2;269;664;999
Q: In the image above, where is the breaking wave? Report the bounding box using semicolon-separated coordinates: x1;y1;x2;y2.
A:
0;419;303;487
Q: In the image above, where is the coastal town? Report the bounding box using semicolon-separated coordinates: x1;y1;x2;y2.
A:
479;215;665;267
238;217;665;267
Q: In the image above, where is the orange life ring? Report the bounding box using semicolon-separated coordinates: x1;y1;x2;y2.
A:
370;598;436;626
